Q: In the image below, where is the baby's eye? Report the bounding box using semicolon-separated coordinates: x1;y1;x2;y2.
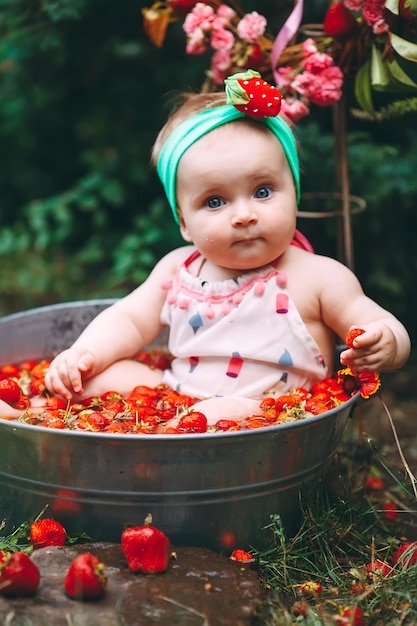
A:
206;197;225;210
255;186;272;199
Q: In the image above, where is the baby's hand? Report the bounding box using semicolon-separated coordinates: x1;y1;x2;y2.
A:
45;347;96;400
340;322;398;372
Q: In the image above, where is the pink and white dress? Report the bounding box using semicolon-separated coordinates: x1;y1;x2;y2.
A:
160;250;327;399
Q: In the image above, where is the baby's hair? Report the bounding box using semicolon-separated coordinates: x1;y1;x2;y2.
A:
151;91;227;167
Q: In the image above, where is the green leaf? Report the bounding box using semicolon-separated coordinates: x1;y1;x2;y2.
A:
387;57;417;89
371;44;391;90
385;0;399;14
390;32;417;62
354;61;375;115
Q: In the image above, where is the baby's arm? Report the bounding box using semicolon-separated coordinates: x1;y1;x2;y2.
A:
317;257;410;373
45;248;188;399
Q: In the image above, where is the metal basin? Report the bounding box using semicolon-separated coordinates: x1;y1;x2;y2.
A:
0;301;357;550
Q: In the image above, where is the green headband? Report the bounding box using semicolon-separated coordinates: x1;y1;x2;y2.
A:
157;105;300;224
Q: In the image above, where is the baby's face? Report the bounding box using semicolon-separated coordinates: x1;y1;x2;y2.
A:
176;121;297;272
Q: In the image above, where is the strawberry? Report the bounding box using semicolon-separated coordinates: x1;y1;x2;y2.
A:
323;2;359;38
64;552;107;600
0;551;40;597
345;327;365;348
363;476;385;492
336;607;365;626
176;411;207;433
298;580;323;595
399;0;417;20
365;559;392;578
225;70;282;119
392;541;417;568
121;514;171;574
30;518;66;549
230;549;254;563
382;502;398;521
0;378;21;405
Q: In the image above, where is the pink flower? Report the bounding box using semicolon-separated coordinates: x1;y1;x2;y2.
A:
183;3;215;36
210;49;232;85
216;4;236;21
276;66;296;88
291;71;316;98
308;67;344;106
280;97;310;123
210;26;234;51
237;11;267;44
185;28;207;55
362;0;385;26
302;38;318;57
343;0;363;10
302;51;334;74
372;16;389;34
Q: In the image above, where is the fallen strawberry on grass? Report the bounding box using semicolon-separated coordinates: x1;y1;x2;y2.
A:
64;552;107;600
121;513;171;574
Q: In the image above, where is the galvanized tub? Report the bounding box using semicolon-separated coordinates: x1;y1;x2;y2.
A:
0;301;357;550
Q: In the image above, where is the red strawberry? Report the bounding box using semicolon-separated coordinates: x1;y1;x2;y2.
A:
225;70;282;119
345;327;365;348
230;549;254;563
30;518;66;549
176;411;207;434
0;378;21;405
323;2;358;38
392;541;417;568
363;476;385;492
0;551;40;597
382;502;398;521
121;514;171;574
399;0;417;20
64;552;107;600
365;559;392;578
298;580;323;595
336;607;365;626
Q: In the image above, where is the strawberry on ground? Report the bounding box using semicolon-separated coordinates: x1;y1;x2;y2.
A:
230;549;254;563
0;551;40;597
225;69;282;118
335;606;366;626
30;518;66;549
392;541;417;568
365;559;392;578
121;514;171;574
64;552;107;600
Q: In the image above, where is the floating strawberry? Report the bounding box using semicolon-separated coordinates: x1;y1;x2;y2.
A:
0;378;21;405
0;551;40;597
345;327;365;348
323;2;358;38
30;518;66;549
64;552;107;600
176;411;208;434
392;541;417;568
121;514;171;574
225;70;282;119
230;549;254;563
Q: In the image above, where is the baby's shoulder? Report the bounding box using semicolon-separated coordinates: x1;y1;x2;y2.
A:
283;247;354;286
153;245;196;276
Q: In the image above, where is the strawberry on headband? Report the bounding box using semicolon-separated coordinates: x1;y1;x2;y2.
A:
157;70;300;224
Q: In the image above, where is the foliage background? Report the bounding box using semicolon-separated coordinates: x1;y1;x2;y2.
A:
0;0;416;351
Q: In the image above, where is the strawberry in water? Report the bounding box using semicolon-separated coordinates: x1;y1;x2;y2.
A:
0;379;21;405
30;518;66;549
176;411;207;433
0;551;40;597
121;514;171;574
225;69;282;118
64;552;107;600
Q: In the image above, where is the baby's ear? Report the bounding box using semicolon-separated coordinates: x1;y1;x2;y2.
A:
178;210;192;242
